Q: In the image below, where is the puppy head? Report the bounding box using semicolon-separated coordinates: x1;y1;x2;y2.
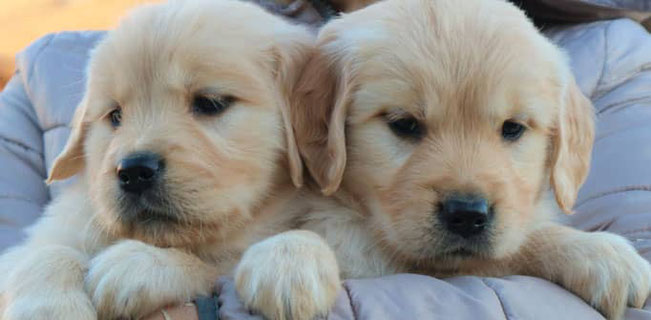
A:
48;0;311;247
294;0;594;266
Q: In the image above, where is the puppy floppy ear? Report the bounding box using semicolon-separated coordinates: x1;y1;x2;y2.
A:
47;98;90;184
272;29;316;188
550;79;595;214
291;43;353;195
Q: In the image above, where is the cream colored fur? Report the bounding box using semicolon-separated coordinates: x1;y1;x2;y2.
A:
235;0;651;319
235;230;341;320
0;0;314;319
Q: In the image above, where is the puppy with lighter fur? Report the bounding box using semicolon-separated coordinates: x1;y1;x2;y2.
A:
0;0;314;319
235;0;651;319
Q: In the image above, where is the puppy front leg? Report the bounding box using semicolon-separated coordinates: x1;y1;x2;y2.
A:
235;230;341;320
1;245;96;320
516;224;651;320
85;240;217;320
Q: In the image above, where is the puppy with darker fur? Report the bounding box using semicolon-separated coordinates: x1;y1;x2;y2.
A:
235;0;651;319
0;0;313;319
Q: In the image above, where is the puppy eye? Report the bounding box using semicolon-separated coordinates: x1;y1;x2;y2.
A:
501;120;526;141
192;95;234;116
387;116;423;140
109;108;122;128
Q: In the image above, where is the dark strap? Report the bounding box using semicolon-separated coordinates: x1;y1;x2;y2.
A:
194;294;219;320
307;0;339;22
510;0;651;31
245;0;339;27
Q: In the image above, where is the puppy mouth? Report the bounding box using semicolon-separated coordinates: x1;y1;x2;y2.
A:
120;205;181;227
133;209;180;224
436;236;494;259
434;245;482;259
446;248;476;257
117;190;182;226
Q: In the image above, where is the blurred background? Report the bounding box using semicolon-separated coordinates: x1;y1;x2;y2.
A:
0;0;158;89
1;0;648;91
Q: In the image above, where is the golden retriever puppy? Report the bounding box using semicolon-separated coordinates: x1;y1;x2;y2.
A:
0;0;313;319
235;0;651;319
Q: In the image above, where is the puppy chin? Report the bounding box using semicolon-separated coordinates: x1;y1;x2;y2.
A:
111;218;202;248
437;238;494;260
128;225;198;248
117;190;181;226
94;189;191;247
440;229;531;263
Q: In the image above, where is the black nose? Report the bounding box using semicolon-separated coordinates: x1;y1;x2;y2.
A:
439;194;492;238
117;152;164;194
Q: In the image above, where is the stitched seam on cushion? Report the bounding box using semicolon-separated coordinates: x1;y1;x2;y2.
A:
594;63;651;110
0;136;42;156
25;34;55;90
598;97;651;116
0;194;40;203
479;279;511;320
6;69;45;135
635;247;650;257
595;62;651;97
622;228;651;235
576;185;651;208
43;123;69;132
17;34;55;153
0;137;47;180
342;282;358;320
594;22;609;101
0;216;15;226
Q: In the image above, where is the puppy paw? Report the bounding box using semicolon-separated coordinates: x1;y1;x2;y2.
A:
235;230;341;320
86;240;215;319
1;245;96;320
2;290;96;320
560;233;651;320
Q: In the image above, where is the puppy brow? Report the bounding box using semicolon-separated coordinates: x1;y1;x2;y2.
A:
509;113;529;123
507;112;546;133
88;99;121;119
186;72;261;97
192;88;223;99
384;108;423;120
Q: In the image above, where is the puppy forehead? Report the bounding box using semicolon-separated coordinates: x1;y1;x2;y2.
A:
89;0;286;104
330;0;564;126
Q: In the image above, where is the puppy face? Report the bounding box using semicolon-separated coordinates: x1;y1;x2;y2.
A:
48;0;311;247
294;0;594;267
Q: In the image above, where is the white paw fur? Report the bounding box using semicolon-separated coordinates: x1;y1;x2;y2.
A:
235;230;341;320
1;245;96;320
557;232;651;320
85;240;216;320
